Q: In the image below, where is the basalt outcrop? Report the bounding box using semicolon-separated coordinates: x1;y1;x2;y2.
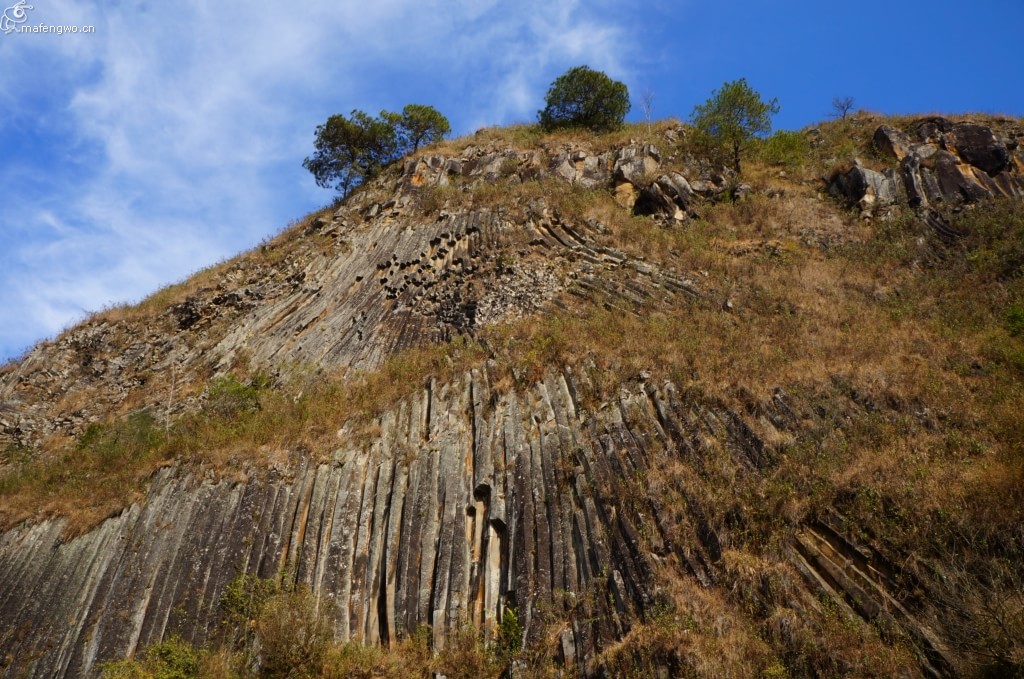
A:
0;368;957;678
828;117;1024;217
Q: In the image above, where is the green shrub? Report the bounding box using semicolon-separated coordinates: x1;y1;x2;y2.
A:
256;587;331;678
758;130;810;168
100;635;202;679
1008;302;1024;337
219;573;282;649
492;605;523;667
205;373;270;418
77;411;163;470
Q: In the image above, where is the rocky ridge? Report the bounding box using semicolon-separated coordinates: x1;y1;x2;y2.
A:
828;116;1024;218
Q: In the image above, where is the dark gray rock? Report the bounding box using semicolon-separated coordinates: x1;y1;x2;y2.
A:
828;163;898;214
946;122;1011;176
874;125;914;160
612;144;661;184
924;150;993;203
0;371;780;678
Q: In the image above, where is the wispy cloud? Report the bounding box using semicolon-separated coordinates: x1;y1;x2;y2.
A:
0;0;639;359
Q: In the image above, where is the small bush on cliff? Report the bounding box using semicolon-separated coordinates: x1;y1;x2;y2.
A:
256;587;331;678
758;129;810;168
538;65;630;133
100;635;202;679
77;411;164;470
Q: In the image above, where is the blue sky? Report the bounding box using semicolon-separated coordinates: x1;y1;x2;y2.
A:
2;0;1023;361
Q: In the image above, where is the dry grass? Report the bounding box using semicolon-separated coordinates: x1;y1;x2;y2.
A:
418;118;684;159
0;337;490;534
89;206;334;328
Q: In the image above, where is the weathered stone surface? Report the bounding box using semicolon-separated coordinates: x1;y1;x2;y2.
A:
655;172;696;212
901;153;929;207
612;144;661;183
634;181;683;220
923;150;993;203
874;125;914;160
945;122;1011;176
688;178;726;198
835;119;1024;211
612;181;638;210
0;371;759;677
828;162;899;215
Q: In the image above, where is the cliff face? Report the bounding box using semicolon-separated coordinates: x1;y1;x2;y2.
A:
0;370;956;678
1;117;1023;678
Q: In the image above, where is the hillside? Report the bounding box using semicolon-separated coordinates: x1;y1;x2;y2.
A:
1;114;1023;678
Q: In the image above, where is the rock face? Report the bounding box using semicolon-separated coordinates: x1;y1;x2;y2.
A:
0;371;725;676
0;369;954;679
831;118;1024;214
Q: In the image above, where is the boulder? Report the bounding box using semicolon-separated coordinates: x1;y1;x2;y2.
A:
923;150;992;203
946;122;1011;176
613;181;638;210
689;178;725;199
874;125;914;160
612;144;661;183
655;173;696;207
548;150;613;187
900;154;928;208
634;182;684;220
828;162;899;213
912;117;955;144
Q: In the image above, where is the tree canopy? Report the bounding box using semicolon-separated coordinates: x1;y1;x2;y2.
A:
690;78;779;174
303;104;450;196
537;66;630;133
393;104;451;152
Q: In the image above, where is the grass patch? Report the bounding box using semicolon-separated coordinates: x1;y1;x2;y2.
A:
0;338;490;534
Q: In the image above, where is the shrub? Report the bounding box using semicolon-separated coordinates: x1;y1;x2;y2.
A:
432;624;500;679
758;130;810;169
219;573;282;650
77;411;163;470
255;587;331;678
1008;302;1024;337
537;65;630;133
205;373;270;419
493;605;523;667
99;635;202;679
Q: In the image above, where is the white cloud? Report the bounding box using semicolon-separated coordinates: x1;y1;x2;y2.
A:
0;0;638;359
